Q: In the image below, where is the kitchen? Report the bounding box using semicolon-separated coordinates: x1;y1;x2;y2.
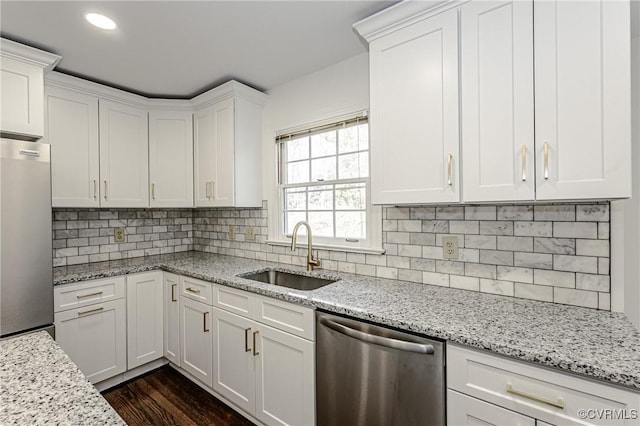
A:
0;0;639;425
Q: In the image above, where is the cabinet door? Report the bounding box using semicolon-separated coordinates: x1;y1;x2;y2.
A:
163;272;181;366
0;57;44;138
212;307;256;415
149;110;193;207
194;98;235;207
460;0;535;202
255;324;315;426
180;297;213;387
99;99;149;207
54;299;126;384
369;8;459;204
127;271;164;369
447;389;535;426
45;85;100;207
534;0;631;200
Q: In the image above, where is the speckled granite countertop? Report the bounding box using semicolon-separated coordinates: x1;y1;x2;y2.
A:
0;331;125;425
54;251;640;391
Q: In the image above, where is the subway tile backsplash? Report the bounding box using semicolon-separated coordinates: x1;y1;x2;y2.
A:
53;201;612;311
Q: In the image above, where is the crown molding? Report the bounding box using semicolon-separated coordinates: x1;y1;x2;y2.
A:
353;0;466;42
45;72;149;108
0;38;61;71
191;80;268;109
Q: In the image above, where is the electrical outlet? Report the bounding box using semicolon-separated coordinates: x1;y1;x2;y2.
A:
228;225;235;240
245;227;255;241
442;236;459;260
114;228;125;243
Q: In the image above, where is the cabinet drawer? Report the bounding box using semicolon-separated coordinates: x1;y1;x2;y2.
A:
447;344;640;426
54;276;125;313
447;389;535;426
212;285;254;317
181;276;212;304
254;295;314;341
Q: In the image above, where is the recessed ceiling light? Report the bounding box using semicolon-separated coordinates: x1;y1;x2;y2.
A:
85;13;117;30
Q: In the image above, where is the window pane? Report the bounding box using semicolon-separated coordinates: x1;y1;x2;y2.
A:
287;137;309;161
287;160;309;184
285;188;306;211
336;211;366;239
335;184;365;210
338;124;368;153
308;212;333;237
311;131;336;158
338;152;368;179
311;157;336;181
286;212;306;234
308;189;333;211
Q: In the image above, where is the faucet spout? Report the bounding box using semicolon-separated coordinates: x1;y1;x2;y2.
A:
290;221;320;271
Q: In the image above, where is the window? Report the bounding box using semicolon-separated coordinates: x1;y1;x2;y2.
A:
276;114;379;250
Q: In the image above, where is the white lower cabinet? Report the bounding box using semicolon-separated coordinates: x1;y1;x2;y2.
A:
180;295;213;387
126;271;164;369
54;296;126;384
163;272;181;366
447;344;640;426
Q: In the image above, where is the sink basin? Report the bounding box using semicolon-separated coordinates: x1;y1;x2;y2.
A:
239;269;338;291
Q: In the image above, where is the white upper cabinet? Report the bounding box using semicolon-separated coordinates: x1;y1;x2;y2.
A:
193;81;267;208
365;8;460;204
99;99;149;208
460;0;535;202
0;38;60;139
534;0;631;200
45;85;100;207
149;109;193;207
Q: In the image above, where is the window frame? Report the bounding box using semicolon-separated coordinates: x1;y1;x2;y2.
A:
268;113;383;254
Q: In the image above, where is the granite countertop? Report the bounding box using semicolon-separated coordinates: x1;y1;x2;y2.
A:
54;251;640;392
0;331;125;425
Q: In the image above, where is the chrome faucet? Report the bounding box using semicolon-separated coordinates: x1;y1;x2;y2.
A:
290;221;320;271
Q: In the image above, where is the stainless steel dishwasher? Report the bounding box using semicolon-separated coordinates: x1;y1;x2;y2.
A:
316;311;445;426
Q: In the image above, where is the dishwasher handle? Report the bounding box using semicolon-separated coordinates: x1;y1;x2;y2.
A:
319;317;435;354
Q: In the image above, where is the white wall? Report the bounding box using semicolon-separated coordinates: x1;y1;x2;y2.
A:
623;0;640;328
260;53;370;237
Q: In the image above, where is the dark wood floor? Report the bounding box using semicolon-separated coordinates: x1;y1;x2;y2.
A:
102;366;255;426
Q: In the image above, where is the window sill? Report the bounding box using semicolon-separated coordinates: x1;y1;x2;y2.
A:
265;239;386;255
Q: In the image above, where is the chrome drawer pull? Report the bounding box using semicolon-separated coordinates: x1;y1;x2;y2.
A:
506;383;564;410
543;142;550;180
186;287;201;294
521;145;527;181
78;306;104;316
76;291;103;299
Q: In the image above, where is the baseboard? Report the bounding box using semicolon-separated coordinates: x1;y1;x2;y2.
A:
168;364;264;426
95;358;169;392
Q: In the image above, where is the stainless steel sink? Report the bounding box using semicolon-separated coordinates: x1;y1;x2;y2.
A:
239;269;338;291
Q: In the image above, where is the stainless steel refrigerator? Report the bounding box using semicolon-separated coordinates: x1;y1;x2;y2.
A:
0;138;53;338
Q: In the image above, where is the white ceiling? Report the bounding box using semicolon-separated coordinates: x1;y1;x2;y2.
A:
0;1;397;98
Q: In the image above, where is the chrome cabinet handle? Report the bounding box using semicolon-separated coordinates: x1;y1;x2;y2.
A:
93;180;97;200
245;327;252;352
447;154;453;186
319;317;434;354
76;291;103;299
171;284;177;302
103;180;108;200
203;311;209;332
506;383;564;410
253;331;259;356
186;287;200;294
151;183;156;200
205;181;211;199
543;142;549;180
521;145;527;182
78;306;104;316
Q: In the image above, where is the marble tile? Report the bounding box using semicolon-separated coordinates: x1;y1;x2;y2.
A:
533;237;576;255
599;293;611;310
576;204;609;222
514;221;553;237
464;263;498;279
480;278;514;296
479;221;514;236
459;248;480;263
497;205;533;221
465;235;497;250
553;222;598;239
576;240;609;257
436;260;465;275
534;269;575;288
410;258;436;272
386;232;410;244
435;206;464;220
398;244;422;258
497;266;534;284
599;258;610;275
398;268;422;283
450;275;479;291
386;207;410;220
534;205;575;221
553;255;598;274
598;223;610;240
422;271;450;287
514;282;554;302
398;220;422;232
422;220;449;233
514;252;553;269
409;233;436;246
479;250;514;266
376;266;398;280
554;287;598;309
449;220;479;234
497;236;533;252
465;206;497;220
410;207;436;220
576;273;610;292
